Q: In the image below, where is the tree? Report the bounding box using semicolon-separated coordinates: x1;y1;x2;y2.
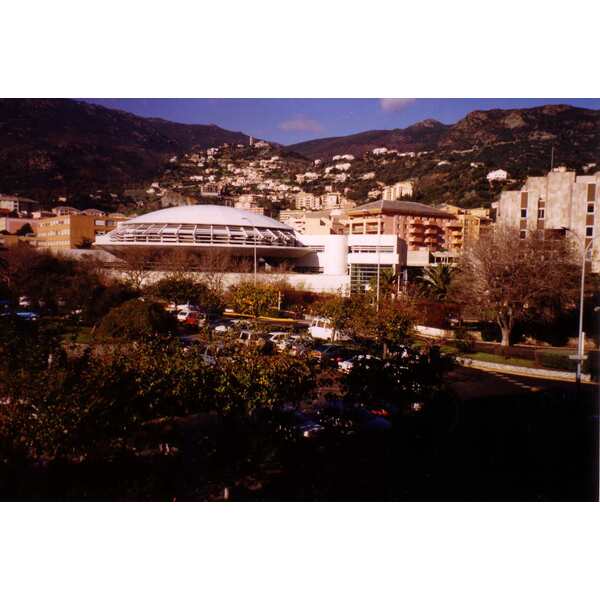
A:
152;275;208;307
311;294;357;341
3;245;102;314
418;264;455;301
95;299;177;340
367;300;415;356
118;247;158;291
15;223;34;236
228;281;278;318
452;227;578;346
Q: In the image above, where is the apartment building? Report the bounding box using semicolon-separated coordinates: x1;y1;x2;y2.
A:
0;194;40;215
280;209;347;235
294;192;321;210
36;212;126;250
344;200;457;266
233;194;266;215
382;181;414;201
496;168;600;272
437;204;493;249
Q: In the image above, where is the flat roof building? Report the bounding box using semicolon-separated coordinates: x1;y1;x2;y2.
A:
497;169;600;272
37;212;126;250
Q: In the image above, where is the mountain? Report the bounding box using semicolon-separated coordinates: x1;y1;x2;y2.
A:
287;104;600;165
0;99;251;201
286;119;450;160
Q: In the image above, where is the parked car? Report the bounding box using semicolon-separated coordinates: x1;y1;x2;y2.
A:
268;331;291;350
238;330;270;345
184;311;206;327
315;403;391;434
15;310;39;321
270;410;324;440
177;308;204;323
310;344;355;366
180;337;205;353
338;354;381;373
308;317;350;341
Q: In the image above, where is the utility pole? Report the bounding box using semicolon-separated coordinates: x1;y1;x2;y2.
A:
376;197;383;311
550;146;555;171
562;227;592;388
242;216;258;285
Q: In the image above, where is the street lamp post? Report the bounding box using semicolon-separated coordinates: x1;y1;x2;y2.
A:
242;216;258;285
562;227;593;387
376;197;383;311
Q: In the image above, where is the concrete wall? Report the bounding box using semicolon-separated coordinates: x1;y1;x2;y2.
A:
108;268;351;295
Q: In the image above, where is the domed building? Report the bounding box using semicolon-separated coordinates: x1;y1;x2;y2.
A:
94;205;311;261
94;204;407;294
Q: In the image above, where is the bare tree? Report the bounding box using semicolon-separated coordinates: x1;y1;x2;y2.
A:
118;247;159;291
197;250;233;296
452;227;578;346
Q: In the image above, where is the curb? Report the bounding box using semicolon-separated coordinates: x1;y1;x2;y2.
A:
455;356;593;384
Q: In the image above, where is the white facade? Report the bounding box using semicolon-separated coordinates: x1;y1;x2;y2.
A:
487;169;508;181
295;233;406;275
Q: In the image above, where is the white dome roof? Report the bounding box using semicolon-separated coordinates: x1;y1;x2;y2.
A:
127;205;291;230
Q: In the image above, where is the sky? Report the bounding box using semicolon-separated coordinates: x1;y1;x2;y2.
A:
84;98;600;145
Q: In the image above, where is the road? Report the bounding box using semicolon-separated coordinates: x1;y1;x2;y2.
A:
448;365;598;403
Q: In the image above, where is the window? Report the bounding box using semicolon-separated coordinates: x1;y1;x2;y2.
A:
519;230;527;239
538;208;545;219
587;204;595;214
520;208;527;218
586;226;594;238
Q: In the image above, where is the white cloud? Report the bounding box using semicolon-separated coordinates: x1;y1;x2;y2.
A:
279;116;323;133
379;98;416;112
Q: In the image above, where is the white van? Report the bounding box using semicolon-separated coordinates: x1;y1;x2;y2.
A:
308;317;349;341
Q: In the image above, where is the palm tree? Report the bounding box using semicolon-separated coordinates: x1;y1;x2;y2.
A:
418;264;454;301
368;268;398;299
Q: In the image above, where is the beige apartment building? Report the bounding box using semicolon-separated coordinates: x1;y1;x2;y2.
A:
279;209;346;235
343;200;459;267
36;213;126;250
496;168;600;272
437;204;493;249
344;200;457;250
382;180;414;201
233;194;266;215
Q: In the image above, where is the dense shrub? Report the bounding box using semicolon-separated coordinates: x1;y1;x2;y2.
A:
535;351;589;374
0;339;316;461
95;299;177;340
227;281;279;317
454;326;476;353
479;321;501;342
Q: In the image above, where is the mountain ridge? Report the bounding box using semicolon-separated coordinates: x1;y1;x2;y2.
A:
287;104;600;160
0;99;252;201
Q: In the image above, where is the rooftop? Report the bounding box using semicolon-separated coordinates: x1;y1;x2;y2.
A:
126;204;292;230
347;200;455;218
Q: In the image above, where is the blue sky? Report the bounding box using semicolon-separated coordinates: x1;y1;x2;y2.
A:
84;98;600;145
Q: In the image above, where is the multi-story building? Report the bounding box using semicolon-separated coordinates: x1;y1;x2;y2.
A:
294;233;407;293
294;192;321;211
234;194;266;215
36;212;126;250
0;216;39;234
343;200;457;266
382;181;414;201
496;168;600;272
280;208;347;235
0;194;40;215
437;204;493;249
